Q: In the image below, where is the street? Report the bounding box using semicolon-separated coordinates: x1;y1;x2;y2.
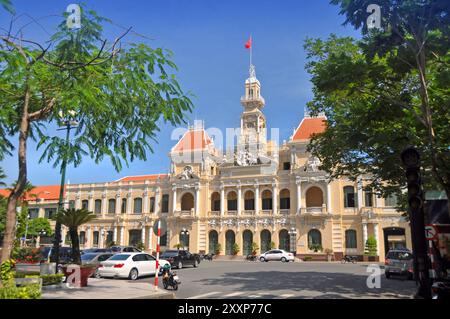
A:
131;260;416;299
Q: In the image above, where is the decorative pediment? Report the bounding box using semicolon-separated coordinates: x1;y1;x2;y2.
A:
177;165;199;180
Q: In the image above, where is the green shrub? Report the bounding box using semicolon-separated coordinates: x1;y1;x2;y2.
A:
1;259;16;284
364;236;378;256
232;243;240;255
0;283;41;299
214;243;222;255
38;274;64;286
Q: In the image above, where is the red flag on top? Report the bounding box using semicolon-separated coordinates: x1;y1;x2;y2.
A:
245;36;252;49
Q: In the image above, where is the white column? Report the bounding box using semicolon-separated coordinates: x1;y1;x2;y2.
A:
143;188;149;214
85;227;91;247
113;226;117;244
195;184;200;216
148;226;153;253
357;178;363;209
172;185;177;213
88;193;94;212
154;188;161;215
327;182;332;213
101;191;107;217
141;226;146;248
220;184;225;217
296;180;302;214
237;185;242;216
75;192;81;209
126;190;132;214
272;183;278;215
99;227;104;248
374;223;380;255
255;184;259;215
120;226;125;245
363;223;368;248
115;194;121;215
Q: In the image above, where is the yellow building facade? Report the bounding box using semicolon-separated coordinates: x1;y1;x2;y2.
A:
25;64;412;262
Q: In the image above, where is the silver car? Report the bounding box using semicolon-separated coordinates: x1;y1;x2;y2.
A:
384;249;414;280
81;252;115;278
259;249;295;262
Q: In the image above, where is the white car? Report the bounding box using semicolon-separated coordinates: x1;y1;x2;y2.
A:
259;249;295;262
98;252;170;280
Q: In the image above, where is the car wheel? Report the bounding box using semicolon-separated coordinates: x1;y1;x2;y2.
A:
178;261;183;269
129;268;139;280
281;257;287;263
259;257;265;262
173;283;178;291
94;269;101;279
193;260;198;268
385;271;391;279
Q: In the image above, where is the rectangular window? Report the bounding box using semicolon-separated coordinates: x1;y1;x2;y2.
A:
93;231;99;247
280;198;290;210
283;162;291;170
262;198;272;210
44;208;56;219
244;199;255;210
121;198;127;214
150;197;155;213
108;199;116;214
162;194;169;213
81;200;89;210
28;208;39;219
385;194;398;207
227;199;237;211
213;200;220;211
364;191;373;207
134;198;142;214
94;200;102;214
79;232;86;245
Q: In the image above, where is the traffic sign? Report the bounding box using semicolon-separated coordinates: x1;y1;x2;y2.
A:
425;225;437;240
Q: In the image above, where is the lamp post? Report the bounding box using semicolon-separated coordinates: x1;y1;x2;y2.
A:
52;113;78;274
180;228;189;250
401;146;431;299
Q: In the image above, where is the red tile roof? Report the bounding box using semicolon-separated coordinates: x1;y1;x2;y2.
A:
291;117;327;141
172;129;213;152
115;174;168;183
0;185;61;201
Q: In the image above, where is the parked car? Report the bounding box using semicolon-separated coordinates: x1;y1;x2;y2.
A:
385;249;414;280
160;250;201;269
38;246;73;273
81;252;114;278
81;248;111;254
109;246;142;254
98;252;170;280
259;249;294;262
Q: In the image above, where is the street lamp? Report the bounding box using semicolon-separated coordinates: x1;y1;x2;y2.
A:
180;228;189;250
51;111;78;273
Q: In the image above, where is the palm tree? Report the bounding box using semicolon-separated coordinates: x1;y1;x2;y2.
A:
0;168;6;187
53;208;96;265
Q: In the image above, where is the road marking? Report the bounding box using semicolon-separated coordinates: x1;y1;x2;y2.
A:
223;292;245;297
279;294;295;298
247;294;262;298
187;292;221;299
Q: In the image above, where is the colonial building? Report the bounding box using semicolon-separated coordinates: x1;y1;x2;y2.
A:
4;63;412;261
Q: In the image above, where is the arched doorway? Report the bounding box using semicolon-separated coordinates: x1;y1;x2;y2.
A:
181;193;194;211
225;230;235;255
308;229;322;251
260;229;271;253
279;229;290;251
243;230;253;256
305;186;324;207
383;227;406;256
208;230;218;254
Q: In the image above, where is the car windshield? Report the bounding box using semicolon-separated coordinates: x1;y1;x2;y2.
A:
388;251;413;260
110;247;122;252
81;253;98;261
161;251;179;257
108;254;130;261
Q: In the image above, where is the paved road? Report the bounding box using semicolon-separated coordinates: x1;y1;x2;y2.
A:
133;260;416;299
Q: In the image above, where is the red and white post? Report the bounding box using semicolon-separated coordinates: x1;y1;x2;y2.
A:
154;220;161;291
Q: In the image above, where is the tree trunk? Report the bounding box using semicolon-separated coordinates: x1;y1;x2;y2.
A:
69;227;81;265
0;89;31;263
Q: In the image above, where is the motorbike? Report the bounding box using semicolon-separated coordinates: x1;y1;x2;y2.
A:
341;255;357;264
246;254;257;261
432;280;450;300
203;253;214;261
162;266;181;290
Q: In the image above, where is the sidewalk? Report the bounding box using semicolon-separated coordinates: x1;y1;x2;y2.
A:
42;278;175;299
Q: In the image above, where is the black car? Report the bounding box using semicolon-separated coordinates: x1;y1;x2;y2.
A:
39;246;73;272
160;250;201;269
81;248;111;254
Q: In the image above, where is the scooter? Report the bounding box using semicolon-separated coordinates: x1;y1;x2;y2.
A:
203;253;214;261
432;280;450;300
246;254;257;261
162;265;181;290
341;255;357;264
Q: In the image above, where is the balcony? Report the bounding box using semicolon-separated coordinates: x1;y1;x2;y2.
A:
208;211;220;217
240;95;265;105
260;210;273;216
279;209;290;216
173;209;194;218
243;210;255;216
226;210;238;216
299;205;328;216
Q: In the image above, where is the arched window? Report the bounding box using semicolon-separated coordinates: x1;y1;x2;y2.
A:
133;198;143;214
108;199;116;214
279;189;290;209
279;229;290;251
244;190;255;210
227;191;237;211
94;199;102;214
261;190;272;210
308;229;322;250
345;229;357;249
344;186;356;208
208;230;218;254
225;230;235;255
260;230;271;253
162;194;169;213
243;230;253;256
305;186;324;207
211;192;220;211
79;231;86;245
181;193;194;211
150;197;155;213
121;198;127;214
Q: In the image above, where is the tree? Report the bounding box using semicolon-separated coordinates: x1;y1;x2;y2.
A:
305;1;450;215
0;6;193;262
17;217;53;241
0;0;14;14
364;236;378;256
53;208;96;265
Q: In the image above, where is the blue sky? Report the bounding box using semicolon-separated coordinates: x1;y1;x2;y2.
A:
0;0;361;186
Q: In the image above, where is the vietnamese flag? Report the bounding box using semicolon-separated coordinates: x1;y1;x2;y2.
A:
245;36;252;49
